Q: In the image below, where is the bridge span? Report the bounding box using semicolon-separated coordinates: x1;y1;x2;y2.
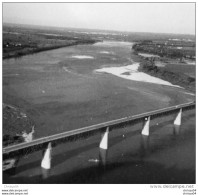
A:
3;101;195;172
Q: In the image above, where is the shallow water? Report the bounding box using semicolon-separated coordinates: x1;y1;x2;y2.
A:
3;41;194;138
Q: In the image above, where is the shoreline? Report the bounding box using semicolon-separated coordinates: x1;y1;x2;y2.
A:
131;48;195;93
3;39;99;60
138;59;195;93
95;63;182;88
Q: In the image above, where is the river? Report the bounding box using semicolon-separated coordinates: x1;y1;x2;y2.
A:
3;41;194;138
3;41;195;184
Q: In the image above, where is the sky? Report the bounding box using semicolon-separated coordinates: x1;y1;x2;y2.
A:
3;3;195;35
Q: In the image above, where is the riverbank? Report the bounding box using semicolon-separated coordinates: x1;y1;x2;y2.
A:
3;23;100;59
3;103;34;147
3;39;98;59
95;63;181;88
138;58;195;92
132;41;196;93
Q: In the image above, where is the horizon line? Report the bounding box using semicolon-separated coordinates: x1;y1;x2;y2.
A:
3;21;195;37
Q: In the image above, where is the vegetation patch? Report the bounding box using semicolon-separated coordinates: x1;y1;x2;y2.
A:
3;104;34;147
139;59;195;92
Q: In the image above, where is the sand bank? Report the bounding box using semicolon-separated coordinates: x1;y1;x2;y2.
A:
95;63;181;88
71;55;94;59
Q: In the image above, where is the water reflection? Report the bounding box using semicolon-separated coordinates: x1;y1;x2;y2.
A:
3;157;20;176
41;168;51;179
140;135;150;157
173;125;181;136
99;148;108;167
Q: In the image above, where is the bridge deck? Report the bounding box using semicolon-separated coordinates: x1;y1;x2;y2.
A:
3;101;195;159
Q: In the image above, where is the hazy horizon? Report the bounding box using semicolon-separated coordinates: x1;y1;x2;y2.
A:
3;3;195;35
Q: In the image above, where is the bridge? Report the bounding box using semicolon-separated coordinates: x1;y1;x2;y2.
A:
3;101;195;171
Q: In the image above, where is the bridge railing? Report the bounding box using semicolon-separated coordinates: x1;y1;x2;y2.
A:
3;101;195;170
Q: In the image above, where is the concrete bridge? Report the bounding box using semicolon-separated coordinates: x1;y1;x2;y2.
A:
3;101;195;172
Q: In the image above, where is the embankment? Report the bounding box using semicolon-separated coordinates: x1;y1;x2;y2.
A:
138;59;195;92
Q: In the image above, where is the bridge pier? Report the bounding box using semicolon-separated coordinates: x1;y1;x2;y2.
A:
3;102;195;174
174;109;182;126
41;142;52;169
99;127;109;167
99;127;109;150
141;117;150;136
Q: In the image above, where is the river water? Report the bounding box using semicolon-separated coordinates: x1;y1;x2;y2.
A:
3;41;195;183
3;41;194;138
